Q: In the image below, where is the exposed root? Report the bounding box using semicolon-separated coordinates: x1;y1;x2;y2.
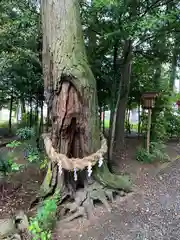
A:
93;161;132;192
30;160;132;224
58;180;129;223
60;206;85;223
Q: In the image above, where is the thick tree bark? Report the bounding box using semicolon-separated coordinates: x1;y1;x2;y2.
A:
36;0;131;221
42;0;100;194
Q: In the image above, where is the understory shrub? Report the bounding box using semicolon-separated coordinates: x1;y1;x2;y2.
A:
24;144;40;163
0;140;23;175
0;155;22;175
29;191;60;239
165;112;180;138
136;141;169;163
15;127;41;163
151;112;169;142
16;126;35;140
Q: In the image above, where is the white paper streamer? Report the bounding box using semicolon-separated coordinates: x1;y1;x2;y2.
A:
98;154;103;167
58;161;62;175
74;168;77;181
87;162;92;177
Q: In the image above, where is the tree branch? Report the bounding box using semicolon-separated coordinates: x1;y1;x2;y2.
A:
140;0;174;18
135;28;180;49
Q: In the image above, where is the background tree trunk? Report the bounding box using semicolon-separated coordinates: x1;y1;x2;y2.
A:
110;40;132;171
8;94;13;134
29;96;33;128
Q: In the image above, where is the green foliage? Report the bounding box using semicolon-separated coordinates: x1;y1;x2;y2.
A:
25;144;40;163
136;147;153;163
151;113;169;142
102;120;110;129
0;140;23;175
6;140;21;148
0;0;179;172
166;111;180;138
136;141;169;163
16;127;35;140
40;157;48;169
0;0;42;108
0;155;21;175
29;191;60;240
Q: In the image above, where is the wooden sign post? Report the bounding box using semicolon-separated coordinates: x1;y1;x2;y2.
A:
141;92;158;153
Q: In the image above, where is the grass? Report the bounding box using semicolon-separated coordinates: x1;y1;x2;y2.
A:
102;120;139;132
104;120;110;129
0;121;9;128
131;123;138;131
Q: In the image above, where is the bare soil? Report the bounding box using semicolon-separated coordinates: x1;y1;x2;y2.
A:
53;138;180;239
0;165;45;218
56;153;180;240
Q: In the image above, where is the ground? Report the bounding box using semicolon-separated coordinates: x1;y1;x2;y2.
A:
56;155;180;240
0;130;180;239
53;139;180;239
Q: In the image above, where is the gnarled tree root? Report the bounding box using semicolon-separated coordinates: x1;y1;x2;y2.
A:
93;161;132;192
59;182;114;223
30;161;132;223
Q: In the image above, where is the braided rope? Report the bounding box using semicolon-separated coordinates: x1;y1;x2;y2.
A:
42;133;107;171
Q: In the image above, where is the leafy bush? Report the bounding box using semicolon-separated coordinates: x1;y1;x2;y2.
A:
0;155;22;175
0;140;23;175
166;112;180;138
150;141;169;161
136;147;154;163
151;112;169;142
16;127;35;140
136;141;169;163
29;191;60;239
24;144;40;163
6;140;22;148
0;156;13;175
40;157;48;169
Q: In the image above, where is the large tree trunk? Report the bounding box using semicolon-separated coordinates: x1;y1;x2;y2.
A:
42;0;100;193
36;0;131;222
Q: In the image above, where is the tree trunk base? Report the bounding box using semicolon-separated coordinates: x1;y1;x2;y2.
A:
30;161;132;222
